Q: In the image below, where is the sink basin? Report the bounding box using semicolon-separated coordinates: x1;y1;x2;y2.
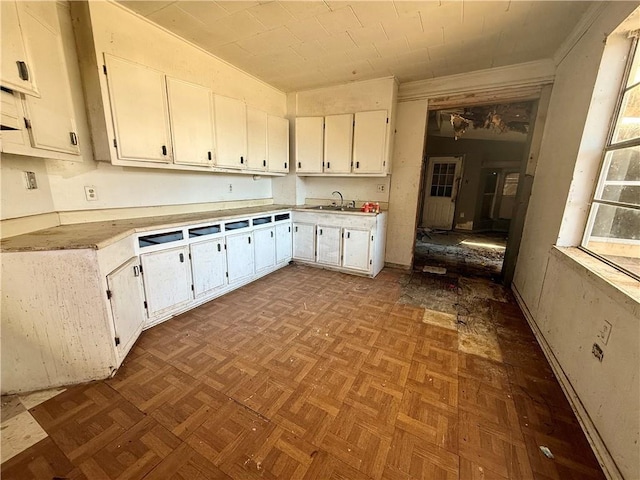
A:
305;205;365;212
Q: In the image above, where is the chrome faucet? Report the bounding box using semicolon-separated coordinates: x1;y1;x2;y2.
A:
332;191;344;207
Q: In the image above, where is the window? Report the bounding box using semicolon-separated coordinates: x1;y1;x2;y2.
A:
582;36;640;280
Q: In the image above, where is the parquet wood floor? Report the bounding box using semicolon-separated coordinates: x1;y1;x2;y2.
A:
2;265;606;480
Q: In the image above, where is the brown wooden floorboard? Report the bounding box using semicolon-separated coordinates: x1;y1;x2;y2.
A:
3;264;606;480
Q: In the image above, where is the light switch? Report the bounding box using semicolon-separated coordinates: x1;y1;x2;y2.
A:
24;171;38;190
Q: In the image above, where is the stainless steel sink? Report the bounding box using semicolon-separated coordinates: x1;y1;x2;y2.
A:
305;205;364;212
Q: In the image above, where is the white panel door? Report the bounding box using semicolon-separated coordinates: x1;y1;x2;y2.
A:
214;95;247;169
343;228;371;272
20;4;79;155
295;117;324;173
141;246;193;320
324;114;353;174
247;107;268;171
226;232;254;283
423;156;463;230
254;227;276;273
1;1;38;96
105;54;172;163
275;222;292;264
166;77;214;166
268;115;289;173
353;110;388;174
316;225;341;266
293;223;315;261
190;238;227;298
106;257;146;358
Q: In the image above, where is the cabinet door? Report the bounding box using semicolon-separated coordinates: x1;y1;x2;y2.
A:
105;54;172;163
343;228;372;271
214;95;247;169
140;246;192;320
247;107;267;171
268;115;289;173
295;117;323;173
324;114;353;174
20;3;79;155
226;232;254;283
106;257;146;358
353;110;388;174
275;222;292;264
254;227;276;273
293;223;315;261
166;77;214;167
317;225;341;266
190;238;227;298
1;1;38;96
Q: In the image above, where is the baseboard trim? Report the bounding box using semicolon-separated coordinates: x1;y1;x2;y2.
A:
511;284;623;480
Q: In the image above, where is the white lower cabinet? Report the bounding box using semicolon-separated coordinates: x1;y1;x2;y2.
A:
292;211;387;278
316;225;341;266
254;226;276;273
106;257;146;358
343;228;372;271
226;231;255;283
140;246;193;321
275;222;292;264
190;238;227;299
293;223;315;261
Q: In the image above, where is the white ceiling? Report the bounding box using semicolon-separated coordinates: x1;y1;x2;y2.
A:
117;0;593;92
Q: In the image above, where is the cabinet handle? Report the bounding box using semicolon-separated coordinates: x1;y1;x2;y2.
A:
284;162;287;169
217;243;221;252
263;160;266;167
179;253;184;262
295;226;298;232
133;265;140;277
208;151;212;160
347;231;351;239
298;162;301;169
69;132;78;146
240;156;244;164
16;61;29;81
248;236;251;244
162;145;167;156
270;231;274;238
288;226;291;233
327;162;330;169
319;229;323;235
356;161;360;169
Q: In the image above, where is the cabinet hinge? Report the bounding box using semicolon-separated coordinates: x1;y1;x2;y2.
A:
341;255;344;260
225;272;229;277
103;65;107;75
353;120;355;127
139;264;143;274
386;117;389;123
113;138;117;148
106;289;112;299
371;235;374;241
188;253;192;260
114;336;120;346
191;284;194;291
23;117;32;129
143;300;148;309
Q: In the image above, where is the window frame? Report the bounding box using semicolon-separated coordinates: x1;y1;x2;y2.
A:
581;35;640;281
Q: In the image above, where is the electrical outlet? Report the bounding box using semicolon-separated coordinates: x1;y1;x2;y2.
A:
376;184;385;193
597;319;612;345
24;171;38;190
84;186;98;201
228;183;233;193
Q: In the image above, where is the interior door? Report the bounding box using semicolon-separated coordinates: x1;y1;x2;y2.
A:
423;156;463;230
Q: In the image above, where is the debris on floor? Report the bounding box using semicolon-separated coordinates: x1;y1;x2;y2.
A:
539;446;555;459
422;265;447;275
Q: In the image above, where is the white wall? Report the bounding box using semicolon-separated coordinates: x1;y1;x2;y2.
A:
0;154;55;220
513;3;640;478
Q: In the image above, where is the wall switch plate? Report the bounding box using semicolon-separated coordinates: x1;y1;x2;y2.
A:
597;319;612;345
24;171;37;190
376;184;385;193
84;186;98;201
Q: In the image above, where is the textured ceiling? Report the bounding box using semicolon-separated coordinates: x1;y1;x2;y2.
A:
117;1;593;92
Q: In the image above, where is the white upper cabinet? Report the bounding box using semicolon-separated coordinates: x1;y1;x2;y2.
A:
166;77;214;167
353;110;388;174
1;1;38;96
323;114;353;174
214;94;247;169
247;107;268;171
105;54;172;163
267;115;289;173
295;117;324;173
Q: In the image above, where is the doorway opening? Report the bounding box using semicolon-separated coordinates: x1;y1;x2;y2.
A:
414;100;535;280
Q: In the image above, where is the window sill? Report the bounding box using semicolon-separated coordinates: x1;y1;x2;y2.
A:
552;246;640;308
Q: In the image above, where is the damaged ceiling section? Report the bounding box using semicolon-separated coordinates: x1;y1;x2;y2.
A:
430;102;533;141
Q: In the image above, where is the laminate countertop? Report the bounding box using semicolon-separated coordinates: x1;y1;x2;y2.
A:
1;205;294;252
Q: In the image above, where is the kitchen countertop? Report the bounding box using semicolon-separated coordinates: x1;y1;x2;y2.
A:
1;204;293;252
